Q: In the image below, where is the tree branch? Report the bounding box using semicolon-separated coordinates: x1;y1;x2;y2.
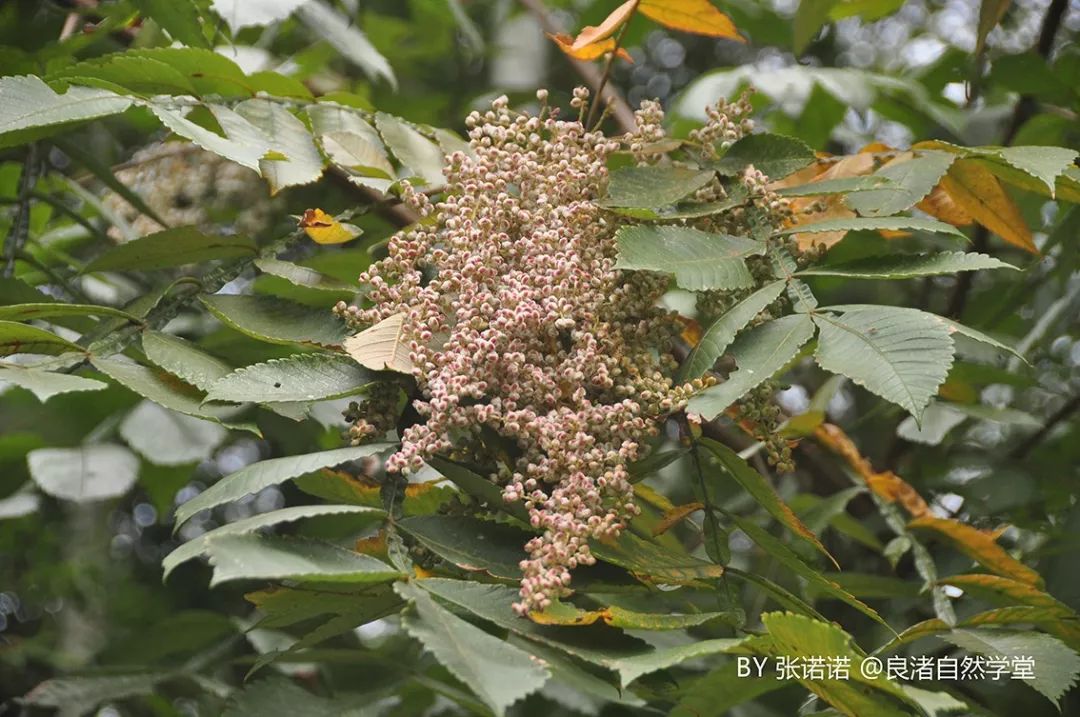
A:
1010;394;1079;460
2;144;40;278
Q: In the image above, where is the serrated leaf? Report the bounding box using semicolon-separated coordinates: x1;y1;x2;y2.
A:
47;54;198;96
398;515;528;580
908;515;1043;586
343;313;415;373
221;677;370;717
0;302;139;322
0;320;84;356
234;99;324;193
24;674;170;713
713;133;815;179
150;104;271;172
127;47;249;97
946;629;1080;705
91;355;239;423
777;215;967;238
164;505;384;579
375;112;443;185
614;226;763;290
687;314;815;420
206;353;374;403
84;227;256;272
120;400;228;466
254;258;356;294
997;146;1079;197
938;159;1035;252
570;0;636;49
606;638;744;688
298;208;362;246
199;294;352;348
700;438;835;566
28;444;139;502
320;130;395;178
845;151;955;217
590;529;725;582
799;251;1017;279
0;76;132;149
776;175;893;196
142;331;231;392
813;307;954;420
670;660;790;717
600;166;716;209
297;2;396;89
397;582;549;717
174;444;391;527
210;0;308;31
681;281;785;379
0;365;106;401
131;0;209;47
638;0;743;40
428;456;530;522
204;534;399;586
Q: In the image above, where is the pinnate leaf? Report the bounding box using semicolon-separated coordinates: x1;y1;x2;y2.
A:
681;281;785;379
84;227;255;273
798;251;1017;279
343;313;415;373
615;225;763;290
207;353;374;403
204;534;399;586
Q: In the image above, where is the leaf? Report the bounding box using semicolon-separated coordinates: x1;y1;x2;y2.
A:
714;133;816;180
206;353;374;404
254;258;356;294
0;303;139;322
173;444;391;527
670;661;790;717
210;0;308;31
895;402;968;445
90;355;239;423
845;151;955;217
946;629;1080;706
606;638;744;687
908;515;1043;587
296;1;396;89
938;159;1035;252
798;251;1017;279
996;146;1079;197
0;76;132;149
150;104;271;171
813;306;954;421
0;492;40;520
975;0;1010;55
776;215;967;238
428;455;530;522
687;314;816;420
548;33;633;62
24;674;171;713
298;208;363;245
614;226;764;290
163;505;384;579
570;0;636;50
794;0;838;53
700;438;835;566
638;0;743;40
221;678;369;717
120;400;228;466
204;534;399;586
775;175;893;196
199;294;352;348
141;331;231;392
600;165;716;210
681;281;785;380
126;47;249;97
131;0;209;47
320;131;395;178
84;227;256;272
398;515;528;580
590;529;725;582
375;112;444;186
28;444;139;502
47;55;198;96
343;313;415;373
0;365;106;401
0;320;83;356
234;100;324;193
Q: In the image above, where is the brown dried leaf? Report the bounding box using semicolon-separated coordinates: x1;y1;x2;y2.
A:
343;313;415;374
571;0;637;50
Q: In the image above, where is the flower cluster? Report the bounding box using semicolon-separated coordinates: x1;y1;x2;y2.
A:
337;91;713;613
101;143;277;241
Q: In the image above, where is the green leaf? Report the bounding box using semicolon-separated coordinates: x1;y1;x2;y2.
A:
813;306;955;420
777;215;967;238
131;0;209;47
428;455;530;522
670;660;791;717
945;629;1080;706
210;0;308;32
173;444;391;527
141;331;232;392
234;99;325;193
614;226;763;291
125;48;249;97
397;582;549;717
84;227;256;273
375;112;443;185
90;355;239;423
119;400;228;466
24;674;172;713
699;438;834;565
687;314;816;420
794;0;838;53
253;258;356;294
163;504;384;579
996;146;1080;197
221;678;368;717
297;2;396;89
204;534;399;586
681;281;785;380
0;302;139;322
0;321;83;356
975;0;1010;55
600;166;716;209
713;133;816;179
47;55;198;96
28;444;139;502
0;365;106;401
199;294;352;348
798;251;1017;279
845;151;955;217
590;529;725;582
0;76;132;149
206;353;374;403
399;515;528;580
150;104;270;171
775;175;893;196
607;638;744;688
731;517;890;629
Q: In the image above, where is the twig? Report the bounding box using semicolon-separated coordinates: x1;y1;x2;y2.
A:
586;17;632;129
1010;394;1079;460
2;144;40;278
517;0;637;134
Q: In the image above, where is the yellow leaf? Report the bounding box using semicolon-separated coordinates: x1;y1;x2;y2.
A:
299;208;362;245
343;313;416;374
548;32;633;62
638;0;743;40
571;0;637;50
937;159;1036;253
652;502;704;536
918;184;973;226
908;515;1044;587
